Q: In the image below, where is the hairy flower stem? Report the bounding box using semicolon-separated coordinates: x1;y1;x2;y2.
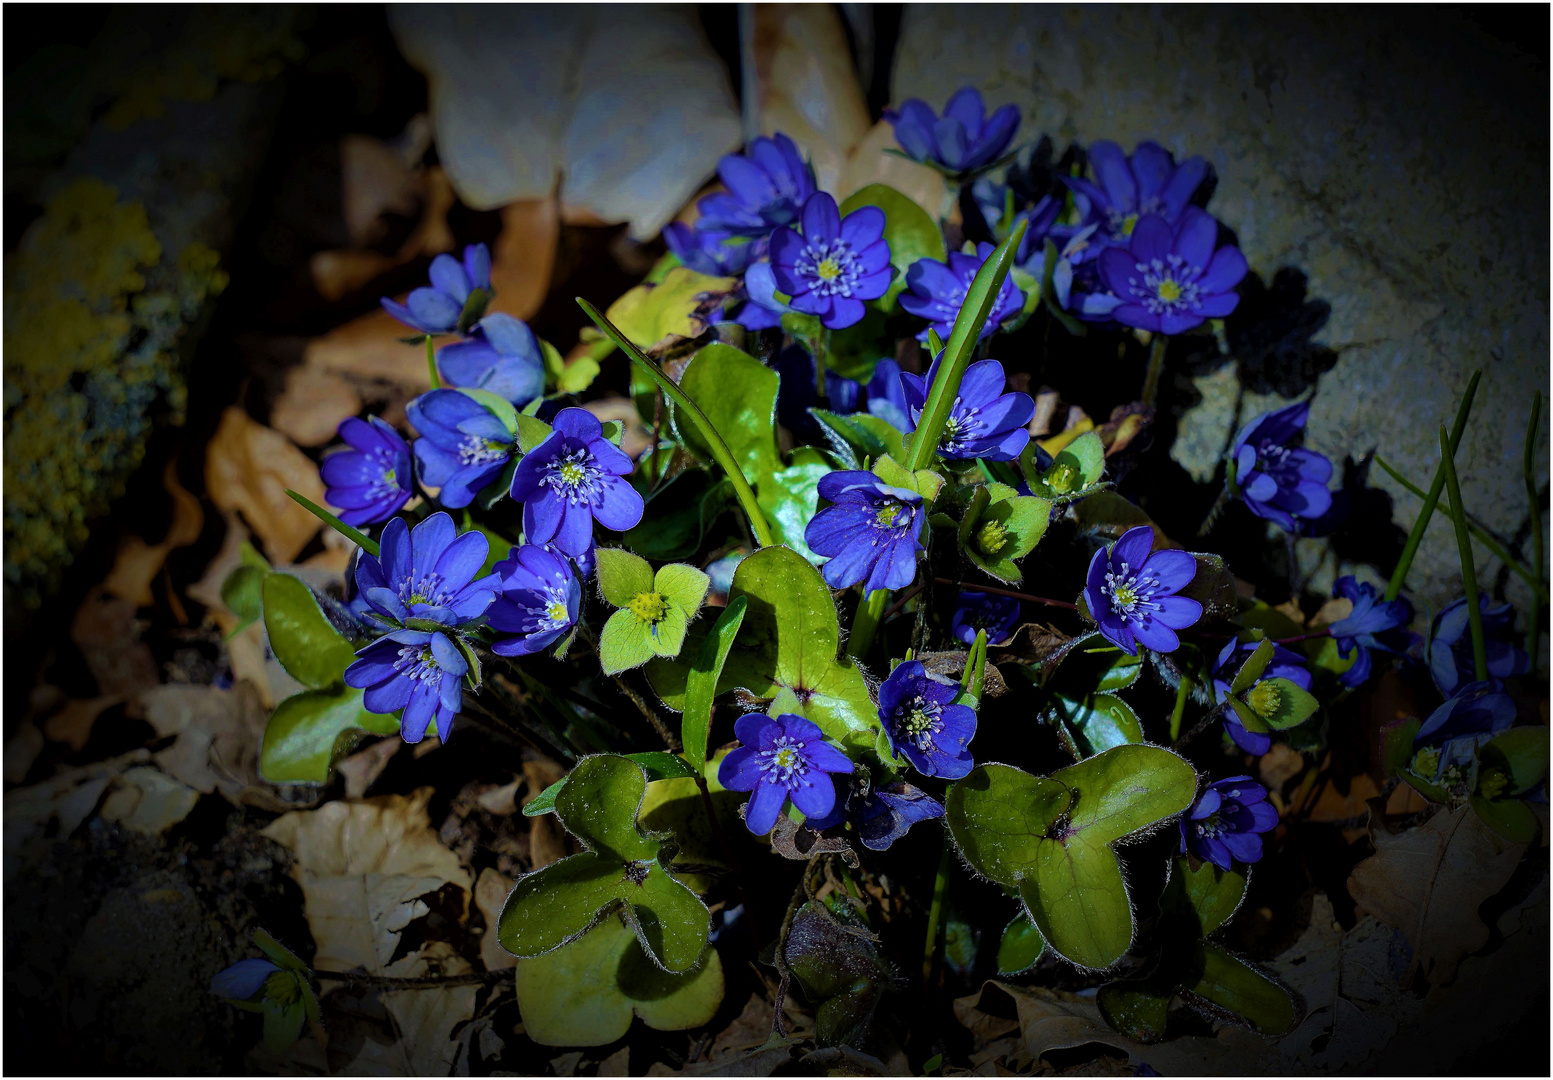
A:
1168;665;1194;743
879;582;927;625
424;335;440;390
922;836;952;987
1384;369;1480;601
1526;393;1545;664
1172;699;1230;752
1140;334;1168;408
846;589;890;661
1438;425;1489;682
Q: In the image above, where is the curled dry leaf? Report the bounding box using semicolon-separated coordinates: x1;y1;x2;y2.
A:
1347;804;1526;984
474;867;517;971
98;765;201;835
337;735;401;800
102;458;204;608
141;680;269;805
4;750;152;874
271;367;364;448
71;589;160;706
205;407;326;564
261;787;472;974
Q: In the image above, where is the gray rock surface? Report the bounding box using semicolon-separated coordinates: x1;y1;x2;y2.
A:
892;6;1548;624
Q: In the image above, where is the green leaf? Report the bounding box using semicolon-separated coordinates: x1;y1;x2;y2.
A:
515;915;724;1047
254;928;309;972
1380;717;1422;779
1188;943;1295;1036
757;446;833;563
542;337;601;395
1096;981;1171;1043
957;482;1053;583
1470;794;1540;843
499;754;710;973
525;751;699;818
677;343;781;483
1051;693;1142;756
785;900;893;1047
682;597;747;771
597;547;656;608
1242;677;1320;730
603;267;737;353
648;603;690;659
262;998;306;1054
811;408;905;469
220;564;267;634
1027;430;1106;501
260;685;399;784
624;470;731;561
1164;856;1247;938
515;413;554;454
945;746;1197;969
1230;638;1276;695
996;909;1048;975
1044;635;1143;694
601;609;657;675
261;574;359;689
1226;696;1270;735
455;387;518;436
1479;726;1550;795
646;546;882;756
838;183;945;310
655;563;710;620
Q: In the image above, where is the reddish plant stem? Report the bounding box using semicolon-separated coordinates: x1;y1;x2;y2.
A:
880;583;927;624
932;578;1078;610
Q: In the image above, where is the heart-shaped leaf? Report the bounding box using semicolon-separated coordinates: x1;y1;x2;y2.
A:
499;754;710;973
677;342;781;484
523;752;698;818
646;546;882;755
260;685;400;784
261;573;359;689
515;914;723;1047
1050;693;1143;757
1163;856;1247;938
839;183;946;311
758;446;833;562
1187;943;1295;1036
946;746;1197;969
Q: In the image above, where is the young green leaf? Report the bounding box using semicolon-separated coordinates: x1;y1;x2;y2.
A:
996;908;1048;975
681;596;747;772
523;751;698;818
956;482;1053;583
259;685;399;784
261;574;359;689
1229;638;1276;695
597;548;656;607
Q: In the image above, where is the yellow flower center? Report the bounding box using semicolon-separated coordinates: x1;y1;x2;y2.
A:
875;503;902;527
975;519;1010;556
773;747;796;768
1478;769;1508;800
1120;213;1138;236
815;257;842;281
628;590;669;623
559;461;587;485
1045;462;1079;494
1245;680;1282;717
1110;582;1138;609
546;600;569;623
1411;746;1440;778
1157;279;1182;302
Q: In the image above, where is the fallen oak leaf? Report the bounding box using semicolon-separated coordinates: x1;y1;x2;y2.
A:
205;407;326;564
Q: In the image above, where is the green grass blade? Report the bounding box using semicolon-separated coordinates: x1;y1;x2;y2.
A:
286;489;379;556
577;298;774;547
903;217;1029;472
1384;369;1481;600
1438;426;1487;682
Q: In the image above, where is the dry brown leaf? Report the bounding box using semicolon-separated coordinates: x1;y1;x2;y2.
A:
1347;804;1526;983
474;867;516;971
205;407;326;564
261;787;471;974
1258;743;1305;793
141;681;269;804
186;511;251;615
491;197;560;321
597;1047;631;1076
103;458;204;607
4;749;150;874
476;777;520;816
380;942;479;1076
71;589;160;703
271;367;364;448
42;695;124;752
337;736;401;800
303;308;432;390
312;161;457;303
522;755;569;869
1310;595;1353;631
98;765;201;834
341;132;422;248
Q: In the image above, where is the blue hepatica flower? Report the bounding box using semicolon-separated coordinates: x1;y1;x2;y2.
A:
776;350;911;437
770;192;892;330
878;659;977;778
1066;140;1208;249
1428;596;1531;697
510;407;644;559
321;416;413;527
381;243;491;336
806;776;945;851
696;132;817;237
210;957;281;1002
354;512;500;629
1084;525;1202;655
1328;576;1416;688
485;544;581;657
1228;401;1333;533
663;221;757;277
436;313;545;407
974;182;1062;268
1180;776;1278;870
408;389;516;509
950;589;1022;646
718;712;853;835
1097;209;1248;335
345;628;469;743
1412;679;1517;789
804;470;924;592
1210;638;1314;755
885;86;1020;177
735;260;792;331
900;353;1034;461
901;242;1025;344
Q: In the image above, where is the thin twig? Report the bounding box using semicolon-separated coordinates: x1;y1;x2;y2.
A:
880;582;926;625
314;968;510;989
934;578;1077;610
